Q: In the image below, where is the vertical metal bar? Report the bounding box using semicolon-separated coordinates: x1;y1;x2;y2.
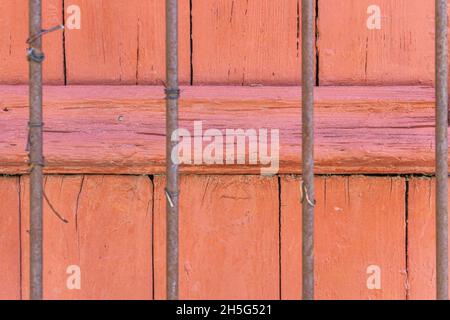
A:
165;0;179;300
301;0;315;300
29;0;44;300
436;0;448;301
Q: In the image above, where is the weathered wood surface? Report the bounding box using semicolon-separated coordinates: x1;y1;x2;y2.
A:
2;174;448;299
20;175;153;300
0;0;447;86
281;176;407;299
318;0;438;85
0;177;21;299
0;85;440;175
407;177;450;300
64;0;191;84
0;0;64;84
192;0;305;85
153;175;280;299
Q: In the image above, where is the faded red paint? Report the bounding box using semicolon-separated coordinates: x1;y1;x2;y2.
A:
0;0;446;300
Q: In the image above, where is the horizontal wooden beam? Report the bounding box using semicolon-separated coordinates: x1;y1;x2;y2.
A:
0;85;439;175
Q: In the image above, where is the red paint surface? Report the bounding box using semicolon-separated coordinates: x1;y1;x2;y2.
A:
0;85;441;175
64;0;190;84
0;0;445;300
281;176;406;300
192;0;305;85
20;175;153;300
0;177;21;299
153;175;279;299
0;0;63;84
407;178;450;299
318;0;437;85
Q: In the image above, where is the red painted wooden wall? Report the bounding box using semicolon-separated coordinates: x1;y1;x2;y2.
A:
0;0;447;299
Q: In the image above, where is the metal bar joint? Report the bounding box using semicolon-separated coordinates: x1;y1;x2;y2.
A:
26;24;64;63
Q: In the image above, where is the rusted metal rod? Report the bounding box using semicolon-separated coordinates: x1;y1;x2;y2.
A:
435;0;448;301
165;0;180;300
301;0;315;300
28;0;44;300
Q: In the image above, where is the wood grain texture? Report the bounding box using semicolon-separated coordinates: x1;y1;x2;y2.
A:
407;177;450;300
281;176;406;299
0;177;21;299
20;175;153;300
64;0;190;84
192;0;303;85
318;0;436;85
153;175;279;299
0;85;440;175
0;0;64;84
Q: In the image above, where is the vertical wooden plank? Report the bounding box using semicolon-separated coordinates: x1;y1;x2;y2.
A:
0;0;64;84
192;0;302;85
21;175;153;300
154;175;279;299
408;177;450;299
281;176;406;299
0;177;21;299
318;0;435;85
64;0;190;84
